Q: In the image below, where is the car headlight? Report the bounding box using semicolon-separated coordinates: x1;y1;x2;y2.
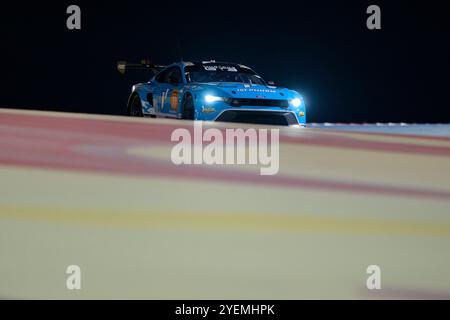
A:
205;95;223;103
290;98;302;108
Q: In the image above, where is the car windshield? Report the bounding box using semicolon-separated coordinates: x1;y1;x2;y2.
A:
185;64;266;85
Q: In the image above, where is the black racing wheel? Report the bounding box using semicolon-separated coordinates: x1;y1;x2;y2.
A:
181;94;195;120
128;94;144;117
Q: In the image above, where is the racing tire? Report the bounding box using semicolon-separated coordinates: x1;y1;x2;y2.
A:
181;94;195;120
128;94;144;117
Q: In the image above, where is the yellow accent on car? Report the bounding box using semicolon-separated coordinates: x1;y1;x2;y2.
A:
202;107;216;114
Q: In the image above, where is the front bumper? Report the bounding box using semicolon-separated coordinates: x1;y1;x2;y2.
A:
195;102;306;126
214;109;300;126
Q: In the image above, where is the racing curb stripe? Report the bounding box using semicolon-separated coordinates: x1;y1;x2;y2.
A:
1;161;450;202
2;110;450;157
1;206;450;237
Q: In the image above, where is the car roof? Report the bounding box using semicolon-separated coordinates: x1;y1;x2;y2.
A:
155;61;255;77
178;60;252;69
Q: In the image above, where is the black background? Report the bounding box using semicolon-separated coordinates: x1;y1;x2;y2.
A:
0;0;449;123
1;300;443;318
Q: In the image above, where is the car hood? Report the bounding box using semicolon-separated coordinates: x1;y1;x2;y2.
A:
193;82;298;100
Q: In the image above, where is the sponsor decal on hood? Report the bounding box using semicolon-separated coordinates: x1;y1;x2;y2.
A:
236;88;277;93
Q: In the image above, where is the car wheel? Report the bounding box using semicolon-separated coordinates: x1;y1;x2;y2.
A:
182;94;195;120
129;94;144;117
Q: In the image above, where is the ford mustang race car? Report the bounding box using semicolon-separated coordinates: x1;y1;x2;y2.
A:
117;60;306;126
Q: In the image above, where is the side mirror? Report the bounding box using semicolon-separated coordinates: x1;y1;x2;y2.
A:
267;81;276;86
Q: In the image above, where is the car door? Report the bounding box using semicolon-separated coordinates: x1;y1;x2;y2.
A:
163;66;183;116
152;67;173;116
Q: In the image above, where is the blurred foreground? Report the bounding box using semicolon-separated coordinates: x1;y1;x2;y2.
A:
1;108;450;299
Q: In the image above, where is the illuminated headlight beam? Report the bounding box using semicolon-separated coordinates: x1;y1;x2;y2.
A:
290;98;302;108
205;95;223;103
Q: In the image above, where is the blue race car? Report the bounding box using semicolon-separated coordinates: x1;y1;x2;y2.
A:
117;60;306;126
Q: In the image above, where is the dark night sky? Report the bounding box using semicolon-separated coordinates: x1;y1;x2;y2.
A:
1;0;449;123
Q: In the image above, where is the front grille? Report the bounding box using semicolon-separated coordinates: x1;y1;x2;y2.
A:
224;98;289;108
215;110;298;126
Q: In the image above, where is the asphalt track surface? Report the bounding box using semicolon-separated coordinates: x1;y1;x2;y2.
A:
0;108;450;299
